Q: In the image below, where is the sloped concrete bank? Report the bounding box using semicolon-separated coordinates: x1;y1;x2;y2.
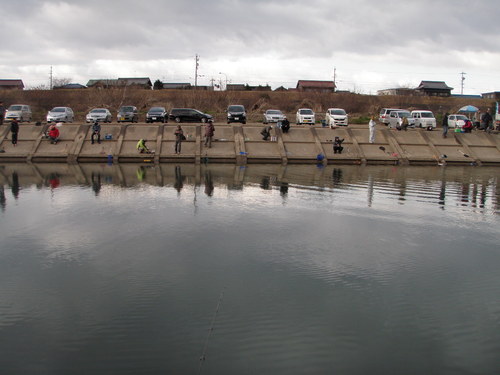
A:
0;123;499;166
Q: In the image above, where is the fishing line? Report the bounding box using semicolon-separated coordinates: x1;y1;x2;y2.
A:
197;290;224;374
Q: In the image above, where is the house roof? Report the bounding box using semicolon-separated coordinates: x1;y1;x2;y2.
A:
297;80;335;89
0;79;24;88
416;81;453;90
87;77;152;87
118;77;152;85
162;82;192;89
57;83;87;89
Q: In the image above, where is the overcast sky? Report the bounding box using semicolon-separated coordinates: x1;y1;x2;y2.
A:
2;0;499;94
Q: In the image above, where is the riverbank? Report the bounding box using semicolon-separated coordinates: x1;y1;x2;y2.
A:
1;123;499;166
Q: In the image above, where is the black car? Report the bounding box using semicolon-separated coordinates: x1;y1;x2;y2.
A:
168;108;213;123
227;104;246;124
117;106;138;123
146;107;167;123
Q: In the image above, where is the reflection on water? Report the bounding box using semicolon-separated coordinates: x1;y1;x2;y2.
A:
0;163;499;375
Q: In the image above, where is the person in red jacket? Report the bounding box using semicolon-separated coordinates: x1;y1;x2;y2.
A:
48;125;60;144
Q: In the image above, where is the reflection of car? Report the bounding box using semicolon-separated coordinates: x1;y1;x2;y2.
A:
263;109;285;124
146;107;167;123
169;108;213;123
47;107;74;123
117;106;138;123
448;114;468;128
4;104;32;122
379;108;402;124
411;110;436;128
227;105;246;124
86;108;112;123
325;108;348;127
296;108;315;125
388;110;416;128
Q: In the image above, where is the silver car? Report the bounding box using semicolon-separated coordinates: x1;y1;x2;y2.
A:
4;104;32;122
47;107;74;123
86;108;112;123
388;110;416;129
263;109;285;124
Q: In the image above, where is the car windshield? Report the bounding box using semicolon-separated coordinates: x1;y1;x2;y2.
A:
228;105;244;112
267;110;282;115
299;109;313;115
8;105;23;111
120;107;134;112
51;107;66;112
149;107;165;112
398;111;411;118
330;109;346;115
91;109;106;113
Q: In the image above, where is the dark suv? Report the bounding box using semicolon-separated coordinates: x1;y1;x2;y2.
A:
117;106;138;123
168;108;213;123
146;107;167;123
227;104;246;124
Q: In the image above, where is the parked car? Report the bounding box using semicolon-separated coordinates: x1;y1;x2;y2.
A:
263;109;286;124
117;106;138;123
169;108;213;123
448;114;468;128
227;105;246;124
86;108;112;123
411;110;436;128
296;108;315;125
47;107;74;123
379;108;402;124
325;108;348;127
146;107;168;123
4;104;32;122
388;110;416;128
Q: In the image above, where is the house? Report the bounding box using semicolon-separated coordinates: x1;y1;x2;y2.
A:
482;92;500;100
415;81;453;97
226;84;246;91
377;88;415;96
274;86;288;92
296;80;335;93
54;83;87;89
162;83;192;90
0;79;24;90
86;77;152;89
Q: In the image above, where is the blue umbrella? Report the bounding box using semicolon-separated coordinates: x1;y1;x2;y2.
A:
458;105;478;113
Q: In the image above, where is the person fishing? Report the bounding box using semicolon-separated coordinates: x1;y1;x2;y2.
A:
136;138;150;153
333;136;344;154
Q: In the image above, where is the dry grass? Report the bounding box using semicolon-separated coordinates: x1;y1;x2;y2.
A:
0;88;492;123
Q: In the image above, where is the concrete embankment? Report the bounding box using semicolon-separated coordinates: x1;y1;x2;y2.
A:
0;123;499;166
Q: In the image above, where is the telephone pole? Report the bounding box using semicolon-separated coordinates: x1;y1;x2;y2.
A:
460;72;466;95
195;54;199;88
333;66;336;92
49;65;53;90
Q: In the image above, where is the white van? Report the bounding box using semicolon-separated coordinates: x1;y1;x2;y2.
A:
411;110;436;128
4;104;32;122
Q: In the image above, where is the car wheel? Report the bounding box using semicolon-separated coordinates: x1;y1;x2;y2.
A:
201;118;207;123
175;117;181;123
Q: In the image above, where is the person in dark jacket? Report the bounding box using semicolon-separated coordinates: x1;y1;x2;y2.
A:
204;119;215;148
442;113;449;138
10;119;19;146
480;109;493;131
333;136;344;154
174;125;184;154
91;121;101;144
281;118;290;133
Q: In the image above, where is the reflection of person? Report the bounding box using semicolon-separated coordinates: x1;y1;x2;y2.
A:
91;121;101;144
137;139;150;153
442;113;449;138
174;125;184;154
136;166;146;181
174;165;184;193
91;172;101;196
281;118;290;133
261;125;272;141
368;116;376;143
204;169;214;197
333;136;344;154
204;119;215;148
10;119;19;146
11;172;20;199
48;125;60;144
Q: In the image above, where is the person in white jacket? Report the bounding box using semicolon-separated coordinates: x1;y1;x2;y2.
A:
369;116;376;143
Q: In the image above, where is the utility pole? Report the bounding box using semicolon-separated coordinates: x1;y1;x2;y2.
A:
195;54;199;88
49;65;53;90
460;71;466;95
333;66;336;92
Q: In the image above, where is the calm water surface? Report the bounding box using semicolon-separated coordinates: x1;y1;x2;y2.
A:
0;163;499;375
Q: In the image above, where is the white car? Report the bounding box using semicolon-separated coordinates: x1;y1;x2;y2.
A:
325;108;348;127
263;109;285;124
447;114;468;128
47;107;74;123
86;108;112;123
379;108;402;124
411;110;436;128
4;104;32;122
296;108;315;125
388;110;416;128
